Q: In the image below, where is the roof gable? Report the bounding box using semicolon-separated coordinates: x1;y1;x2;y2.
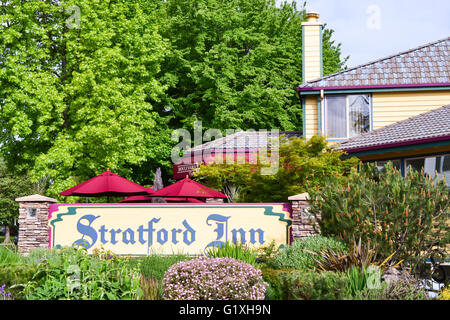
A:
299;37;450;90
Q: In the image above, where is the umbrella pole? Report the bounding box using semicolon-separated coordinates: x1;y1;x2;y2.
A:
85;197;89;203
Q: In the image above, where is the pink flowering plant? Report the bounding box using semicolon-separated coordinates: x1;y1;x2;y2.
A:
163;257;267;300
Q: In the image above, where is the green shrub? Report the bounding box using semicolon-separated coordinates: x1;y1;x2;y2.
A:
270;235;346;270
308;162;449;273
20;247;141;300
279;270;350;300
261;268;296;300
139;254;192;280
0;264;43;299
205;241;258;266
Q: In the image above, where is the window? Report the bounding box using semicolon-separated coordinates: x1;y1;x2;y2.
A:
325;94;371;139
373;160;401;172
406;154;450;183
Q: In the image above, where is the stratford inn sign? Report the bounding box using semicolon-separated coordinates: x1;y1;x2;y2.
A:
46;203;292;255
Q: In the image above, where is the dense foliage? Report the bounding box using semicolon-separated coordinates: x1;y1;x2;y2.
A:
269;235;346;270
18;247;141;300
157;0;347;131
307;162;450;273
0;241;435;300
279;270;351;300
194;135;359;202
0;0;348;196
0;161;36;240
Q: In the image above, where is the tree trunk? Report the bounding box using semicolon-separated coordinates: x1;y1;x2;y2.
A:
3;225;10;243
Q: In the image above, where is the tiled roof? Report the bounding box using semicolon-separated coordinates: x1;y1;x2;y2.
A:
299;37;450;89
186;131;302;153
338;105;450;152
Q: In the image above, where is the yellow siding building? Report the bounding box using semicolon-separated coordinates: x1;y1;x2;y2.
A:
299;13;449;177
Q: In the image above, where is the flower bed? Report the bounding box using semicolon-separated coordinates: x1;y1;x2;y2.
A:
164;257;267;300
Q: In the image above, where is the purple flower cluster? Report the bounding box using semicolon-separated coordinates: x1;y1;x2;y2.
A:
163;257;267;300
0;285;12;300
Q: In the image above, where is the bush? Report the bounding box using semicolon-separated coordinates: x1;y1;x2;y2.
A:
163;257;267;300
279;270;350;300
261;268;296;300
205;241;258;266
270;235;346;270
20;247;141;300
0;264;43;299
308;162;450;273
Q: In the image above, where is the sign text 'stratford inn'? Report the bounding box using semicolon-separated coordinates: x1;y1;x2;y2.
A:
48;204;292;255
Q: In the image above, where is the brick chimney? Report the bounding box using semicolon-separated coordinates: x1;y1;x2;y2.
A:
302;12;323;83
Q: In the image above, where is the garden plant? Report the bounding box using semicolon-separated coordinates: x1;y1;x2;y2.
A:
307;162;450;275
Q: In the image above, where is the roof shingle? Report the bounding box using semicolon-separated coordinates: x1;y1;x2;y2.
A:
299;37;450;89
338;105;450;152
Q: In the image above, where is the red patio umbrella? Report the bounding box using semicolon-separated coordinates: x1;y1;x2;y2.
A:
149;176;227;200
59;169;149;197
119;196;204;203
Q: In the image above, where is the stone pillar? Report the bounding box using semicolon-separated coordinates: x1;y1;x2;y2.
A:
288;193;320;241
15;194;57;254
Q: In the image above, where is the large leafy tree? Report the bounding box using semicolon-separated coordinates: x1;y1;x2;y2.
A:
0;0;171;197
0;160;36;242
0;0;348;198
155;0;348;132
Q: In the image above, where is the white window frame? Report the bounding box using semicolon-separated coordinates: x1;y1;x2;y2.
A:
324;94;372;140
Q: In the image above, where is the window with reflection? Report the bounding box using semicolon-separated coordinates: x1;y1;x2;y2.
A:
325;94;371;139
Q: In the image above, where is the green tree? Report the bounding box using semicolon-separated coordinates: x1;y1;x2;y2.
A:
307;162;450;274
0;0;171;197
155;0;348;132
194;135;359;202
0;161;35;243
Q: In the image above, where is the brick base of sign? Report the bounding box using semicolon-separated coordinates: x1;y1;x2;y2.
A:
290;200;320;241
15;195;57;255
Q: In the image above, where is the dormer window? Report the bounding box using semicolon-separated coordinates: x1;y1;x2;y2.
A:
325;94;372;139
